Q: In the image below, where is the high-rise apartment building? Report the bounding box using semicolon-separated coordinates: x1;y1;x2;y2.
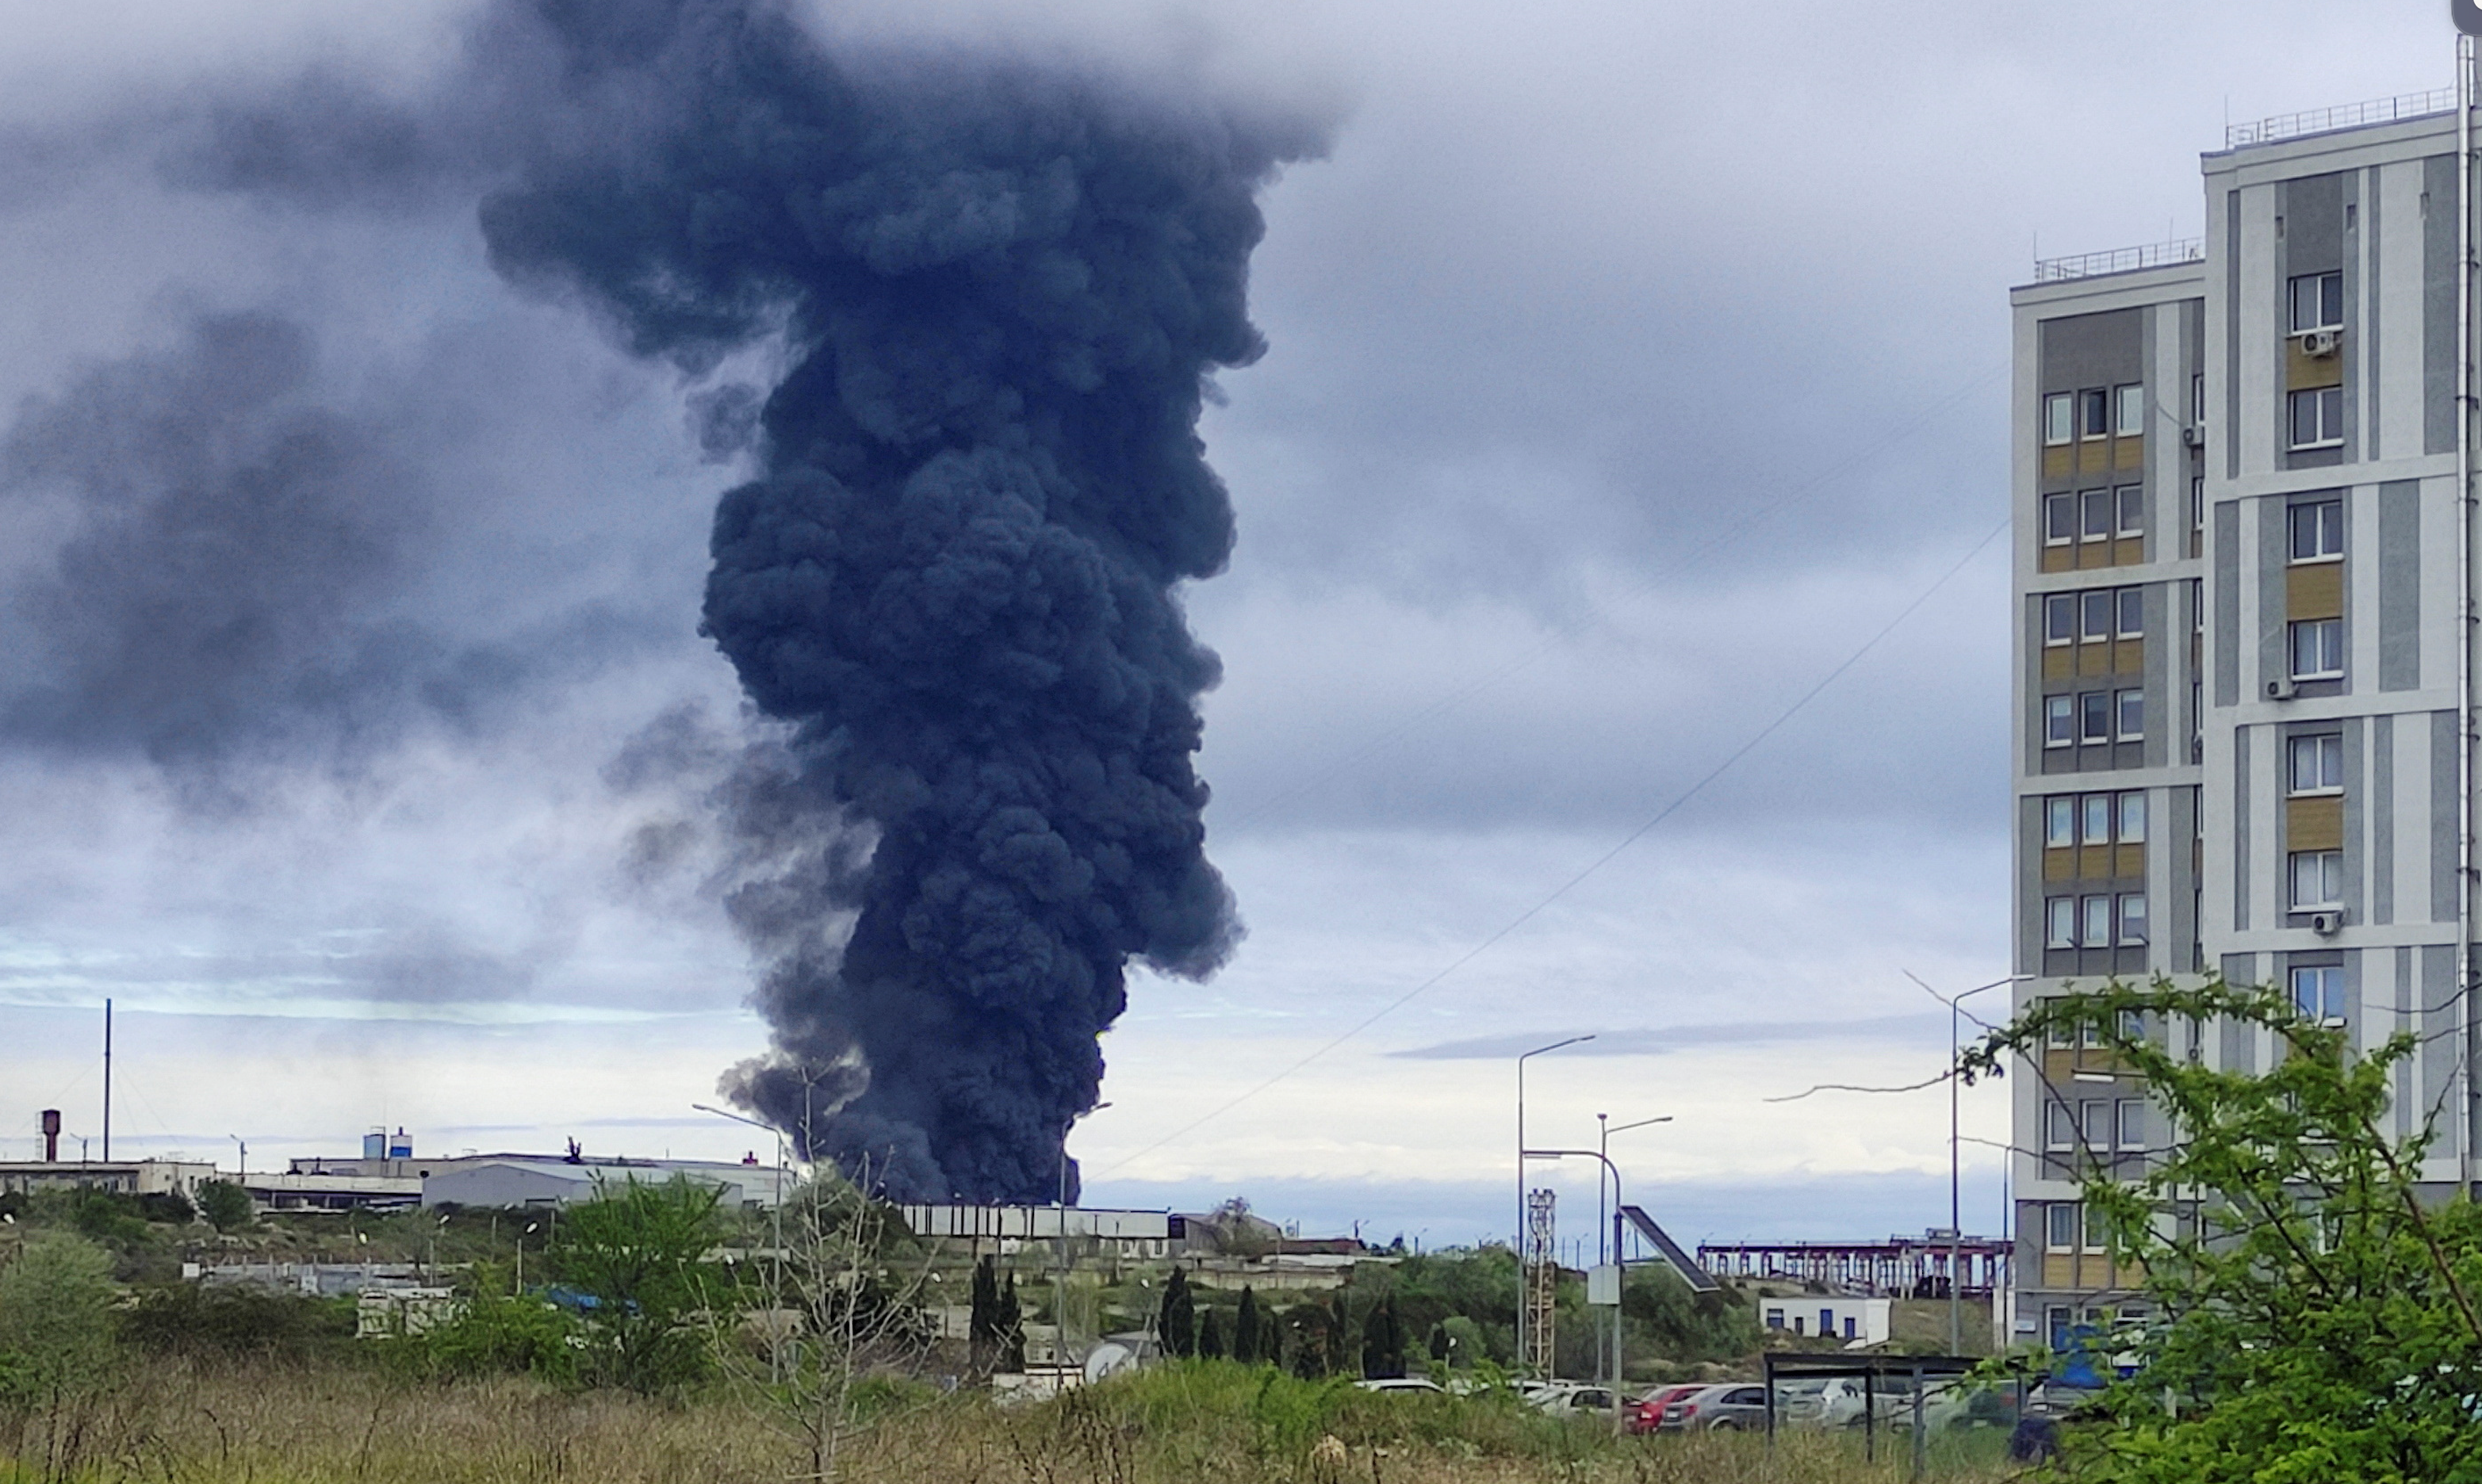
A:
2009;82;2477;1351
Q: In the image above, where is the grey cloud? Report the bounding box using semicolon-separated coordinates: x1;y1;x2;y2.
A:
1390;1015;1947;1061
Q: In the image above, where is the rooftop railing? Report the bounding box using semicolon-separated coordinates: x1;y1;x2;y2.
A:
2226;86;2457;149
2032;238;2204;285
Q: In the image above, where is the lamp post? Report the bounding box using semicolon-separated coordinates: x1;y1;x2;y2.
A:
1594;1113;1672;1384
1515;1036;1593;1376
1525;1146;1626;1430
1055;1102;1111;1371
1945;974;2030;1354
694;1103;789;1382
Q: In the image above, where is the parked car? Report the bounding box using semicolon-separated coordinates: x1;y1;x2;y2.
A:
1628;1384;1706;1436
1526;1382;1618;1417
1660;1383;1770;1432
1354;1377;1446;1395
1776;1375;1869;1429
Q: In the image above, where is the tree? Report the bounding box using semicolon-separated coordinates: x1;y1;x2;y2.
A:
195;1180;253;1233
1959;977;2482;1482
1362;1294;1405;1379
1158;1267;1195;1357
549;1175;729;1393
968;1256;1000;1374
0;1233;120;1402
1233;1286;1263;1365
1198;1306;1226;1360
996;1270;1025;1372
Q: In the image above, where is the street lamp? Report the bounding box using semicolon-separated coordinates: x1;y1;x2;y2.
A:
1525;1146;1628;1431
1593;1112;1672;1387
1055;1102;1111;1370
1939;973;2031;1355
694;1102;790;1382
1515;1036;1593;1375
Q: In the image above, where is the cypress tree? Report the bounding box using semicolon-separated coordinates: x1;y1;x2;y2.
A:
1362;1295;1405;1379
997;1269;1025;1371
1234;1285;1262;1364
1199;1306;1227;1360
1159;1267;1196;1357
969;1255;999;1371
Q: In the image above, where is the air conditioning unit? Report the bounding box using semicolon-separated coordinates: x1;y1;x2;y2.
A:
2266;677;2298;701
2182;425;2206;448
2299;328;2342;358
2310;910;2342;937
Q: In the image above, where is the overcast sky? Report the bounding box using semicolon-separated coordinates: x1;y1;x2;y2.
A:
0;0;2461;1249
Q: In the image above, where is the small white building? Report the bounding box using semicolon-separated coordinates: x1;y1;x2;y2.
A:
0;1159;216;1202
421;1156;788;1211
1760;1295;1892;1348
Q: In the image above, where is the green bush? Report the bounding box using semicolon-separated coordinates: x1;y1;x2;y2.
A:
195;1181;253;1233
121;1283;355;1364
388;1283;580;1385
0;1233;121;1401
548;1176;729;1394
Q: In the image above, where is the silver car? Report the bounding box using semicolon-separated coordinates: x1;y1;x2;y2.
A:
1660;1382;1770;1432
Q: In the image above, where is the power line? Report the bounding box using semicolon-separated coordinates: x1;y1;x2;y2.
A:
1099;512;2013;1176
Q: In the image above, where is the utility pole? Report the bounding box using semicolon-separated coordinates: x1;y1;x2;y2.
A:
102;1000;112;1163
1055;1103;1110;1373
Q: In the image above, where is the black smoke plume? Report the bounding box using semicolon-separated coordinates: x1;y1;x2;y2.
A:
452;0;1318;1199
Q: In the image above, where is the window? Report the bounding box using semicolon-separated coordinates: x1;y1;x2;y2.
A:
2118;791;2147;843
2081;590;2114;642
2082;894;2112;946
2082;1100;2112;1147
2289;387;2344;448
2116;689;2145;740
2116;485;2143;537
2289;851;2343;909
2085;1204;2112;1252
2289;733;2343;794
2118;892;2148;945
2292;965;2345;1021
2047;797;2075;848
2114;384;2145;437
2046;695;2074;748
2044;393;2074;446
2044;492;2074;545
2190;476;2205;536
2047;1203;2081;1250
2082;793;2112;844
2290;499;2344;561
2289;270;2344;333
2046;897;2078;949
2290;618;2345;680
2082;388;2109;438
2116;587;2143;637
1764;1307;1785;1330
2044;593;2075;645
2191;372;2205;423
2116;1099;2146;1151
2082;691;2112;744
2081;488;2113;541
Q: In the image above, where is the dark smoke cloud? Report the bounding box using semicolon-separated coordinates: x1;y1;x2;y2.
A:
450;0;1319;1199
0;308;666;798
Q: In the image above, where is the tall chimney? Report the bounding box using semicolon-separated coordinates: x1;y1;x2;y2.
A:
40;1109;60;1164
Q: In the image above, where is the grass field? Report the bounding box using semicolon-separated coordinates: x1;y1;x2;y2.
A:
0;1360;2018;1484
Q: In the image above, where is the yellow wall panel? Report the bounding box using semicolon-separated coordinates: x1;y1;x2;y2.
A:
2042;648;2072;681
2077;542;2112;571
2113;438;2143;470
2079;846;2114;878
2115;638;2143;675
2044;849;2075;882
2115;843;2145;878
2079;442;2109;475
2288;796;2343;852
2043;1254;2074;1287
2044;447;2073;479
2041;545;2074;574
2112;537;2144;564
2286;339;2344;390
2287;561;2343;618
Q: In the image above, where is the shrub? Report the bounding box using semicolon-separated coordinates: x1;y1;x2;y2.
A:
121;1283;355;1364
388;1284;580;1385
195;1181;253;1233
0;1233;120;1401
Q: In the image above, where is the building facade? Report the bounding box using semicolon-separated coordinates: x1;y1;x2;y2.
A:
2009;85;2477;1350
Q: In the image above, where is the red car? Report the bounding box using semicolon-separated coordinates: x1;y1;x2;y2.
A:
1628;1384;1707;1436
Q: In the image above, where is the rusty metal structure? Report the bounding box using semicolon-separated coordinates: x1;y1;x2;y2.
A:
1523;1188;1557;1375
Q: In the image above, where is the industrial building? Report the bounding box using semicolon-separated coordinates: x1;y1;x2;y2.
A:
2009;80;2481;1350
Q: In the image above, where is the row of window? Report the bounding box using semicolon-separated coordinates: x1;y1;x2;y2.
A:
2043;893;2148;948
2042;1098;2147;1156
2043;791;2147;849
2043;386;2147;446
2041;587;2144;645
2043;690;2145;747
2043;1201;2122;1253
2040;487;2144;545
